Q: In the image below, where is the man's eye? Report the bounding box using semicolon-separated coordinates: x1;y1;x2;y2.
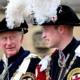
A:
2;37;7;40
11;36;16;39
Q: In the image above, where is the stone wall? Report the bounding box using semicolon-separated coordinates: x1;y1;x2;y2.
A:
61;0;80;12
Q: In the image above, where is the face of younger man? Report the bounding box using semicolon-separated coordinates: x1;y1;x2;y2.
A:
42;25;62;48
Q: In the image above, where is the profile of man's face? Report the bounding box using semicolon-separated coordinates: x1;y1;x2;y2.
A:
0;31;23;57
42;25;61;48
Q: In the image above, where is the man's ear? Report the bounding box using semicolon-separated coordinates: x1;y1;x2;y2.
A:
58;25;65;34
20;34;24;44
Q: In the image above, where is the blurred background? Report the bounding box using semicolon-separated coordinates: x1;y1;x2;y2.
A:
0;0;80;58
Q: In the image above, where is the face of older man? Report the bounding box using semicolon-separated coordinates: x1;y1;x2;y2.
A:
0;31;23;57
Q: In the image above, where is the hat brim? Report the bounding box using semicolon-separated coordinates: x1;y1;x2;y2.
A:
0;18;28;34
41;21;80;26
0;27;23;33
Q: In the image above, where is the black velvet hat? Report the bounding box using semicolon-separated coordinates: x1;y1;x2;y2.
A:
41;5;80;26
0;18;28;34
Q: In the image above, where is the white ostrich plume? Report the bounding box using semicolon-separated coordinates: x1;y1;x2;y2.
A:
5;0;61;28
32;0;61;25
5;0;33;29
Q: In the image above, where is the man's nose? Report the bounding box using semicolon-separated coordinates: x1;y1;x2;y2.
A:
6;38;12;45
42;32;46;38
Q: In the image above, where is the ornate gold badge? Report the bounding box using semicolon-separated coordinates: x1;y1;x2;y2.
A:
20;72;36;80
67;68;80;80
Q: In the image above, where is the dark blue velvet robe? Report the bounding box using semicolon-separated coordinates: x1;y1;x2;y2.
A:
0;47;40;79
50;37;80;80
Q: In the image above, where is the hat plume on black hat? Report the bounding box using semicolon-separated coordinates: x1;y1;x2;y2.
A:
0;18;28;34
41;5;80;26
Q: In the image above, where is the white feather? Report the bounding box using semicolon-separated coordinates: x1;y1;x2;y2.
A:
5;0;33;29
5;0;61;28
32;0;61;24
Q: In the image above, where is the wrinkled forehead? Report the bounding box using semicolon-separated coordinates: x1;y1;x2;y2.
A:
0;31;20;36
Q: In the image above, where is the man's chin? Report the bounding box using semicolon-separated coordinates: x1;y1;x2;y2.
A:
47;45;53;48
46;45;51;48
6;51;16;57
